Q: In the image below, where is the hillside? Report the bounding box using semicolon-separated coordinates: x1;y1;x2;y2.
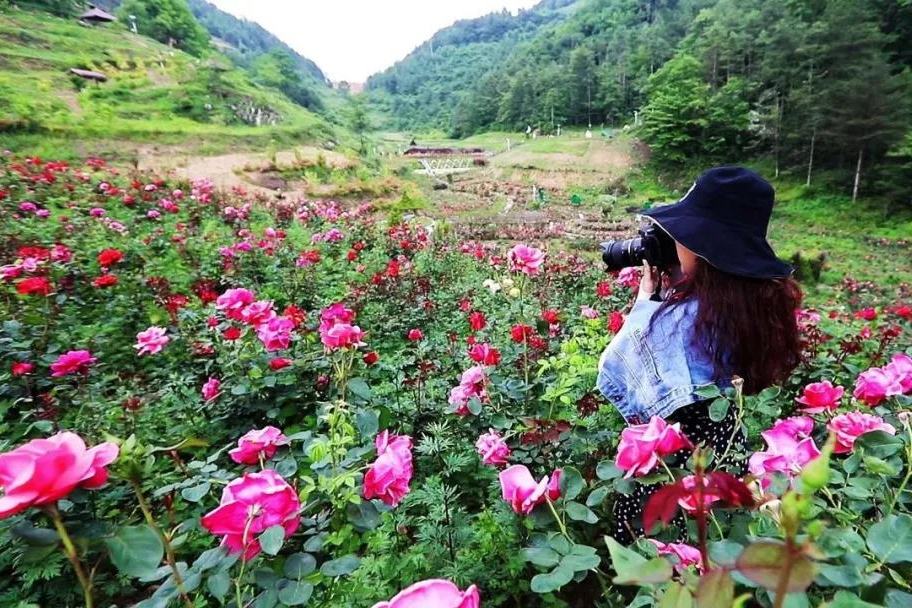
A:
366;0;576;132
0;7;338;154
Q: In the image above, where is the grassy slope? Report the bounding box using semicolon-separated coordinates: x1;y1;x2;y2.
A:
0;8;339;157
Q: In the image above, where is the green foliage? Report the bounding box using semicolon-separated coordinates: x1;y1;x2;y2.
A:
117;0;209;56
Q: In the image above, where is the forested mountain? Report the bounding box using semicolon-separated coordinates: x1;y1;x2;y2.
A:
370;0;912;204
89;0;328;86
185;0;328;85
366;0;577;131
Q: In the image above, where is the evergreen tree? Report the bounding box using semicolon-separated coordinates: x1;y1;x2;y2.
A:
641;54;708;163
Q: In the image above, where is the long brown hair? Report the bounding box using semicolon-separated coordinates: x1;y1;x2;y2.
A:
652;260;803;394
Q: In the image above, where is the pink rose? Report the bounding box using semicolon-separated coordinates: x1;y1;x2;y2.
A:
648;540;703;573
229;426;289;465
320;323;367;350
507;244;545;276
407;328;423;341
616;267;641;289
215;288;255;320
748;416;820;489
256;316;295;352
201;377;221;402
372;579;480;608
240;300;276;327
363;431;413;507
134;326;169;356
0;432;118;518
853;367;903;406
827;411;896;454
498;465;561;515
319;303;355;331
201;469;300;561
796;380;844;414
580;305;599;319
50;350;96;377
448;366;487;416
475;430;511;466
885;353;912;394
615;416;693;478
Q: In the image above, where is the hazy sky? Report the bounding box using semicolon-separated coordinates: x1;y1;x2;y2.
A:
209;0;540;82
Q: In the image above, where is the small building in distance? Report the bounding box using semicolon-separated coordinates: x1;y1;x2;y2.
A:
68;68;108;82
78;6;117;25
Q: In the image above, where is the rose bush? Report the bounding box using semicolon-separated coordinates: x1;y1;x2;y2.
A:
0;155;911;607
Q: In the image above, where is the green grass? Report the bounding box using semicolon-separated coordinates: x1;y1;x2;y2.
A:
0;8;340;154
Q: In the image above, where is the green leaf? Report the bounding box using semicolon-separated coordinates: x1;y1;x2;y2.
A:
530;566;574;593
596;461;623;480
827;591;884;608
346;500;381;532
606;535;647;577
105;525;164;578
818;562;865;587
278;581;313;606
735;542;816;592
866;514;912;564
355;409;379;437
275;457;298;477
694;385;722;399
522;547;561;568
560;552;601;572
862;455;899;476
320;555;360;577
659;581;694;608
259;525;286;556
180;482;210;503
347;378;372;401
613;557;674;585
855;431;904;459
708;398;729;422
11;521;59;546
586;486;609;507
566;501;598;524
207;571;230;601
559;466;584;501
284;553;317;579
695;569;734;608
549;533;571;555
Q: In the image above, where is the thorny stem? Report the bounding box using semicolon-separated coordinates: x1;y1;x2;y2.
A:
236;512;256;608
47;505;94;608
129;479;193;608
772;540;795;608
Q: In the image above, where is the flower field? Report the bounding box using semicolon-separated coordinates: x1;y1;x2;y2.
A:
2;154;912;608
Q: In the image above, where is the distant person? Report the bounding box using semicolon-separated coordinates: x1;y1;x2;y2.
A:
596;167;802;544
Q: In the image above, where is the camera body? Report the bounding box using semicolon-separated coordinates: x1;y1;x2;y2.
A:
600;221;679;272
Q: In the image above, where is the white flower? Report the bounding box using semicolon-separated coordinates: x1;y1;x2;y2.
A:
483;279;501;293
502;277;515;288
508;287;521;298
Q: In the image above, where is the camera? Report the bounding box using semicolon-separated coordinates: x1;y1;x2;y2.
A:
600;221;679;271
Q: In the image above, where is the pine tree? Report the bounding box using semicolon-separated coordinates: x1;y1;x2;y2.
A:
641;54;709;163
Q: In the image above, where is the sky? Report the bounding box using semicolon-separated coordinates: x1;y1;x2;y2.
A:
209;0;540;83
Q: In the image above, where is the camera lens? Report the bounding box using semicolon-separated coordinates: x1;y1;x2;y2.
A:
600;238;646;271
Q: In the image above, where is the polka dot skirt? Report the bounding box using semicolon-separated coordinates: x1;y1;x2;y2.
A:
612;399;746;545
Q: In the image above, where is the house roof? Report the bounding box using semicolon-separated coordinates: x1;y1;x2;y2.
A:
79;7;116;22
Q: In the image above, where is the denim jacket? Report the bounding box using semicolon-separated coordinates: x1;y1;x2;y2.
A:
596;297;726;423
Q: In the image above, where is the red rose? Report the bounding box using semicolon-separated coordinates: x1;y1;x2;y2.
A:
363;351;379;365
12;362;33;376
542;309;560;324
596;281;612;298
608;311;625;333
468;311;486;331
347;250;358;261
511;324;533;343
223;327;242;341
97;248;123;267
92;274;118;288
892;305;912;320
269;357;292;371
854;307;877;321
16;277;52;296
283;305;306;328
407;329;423;341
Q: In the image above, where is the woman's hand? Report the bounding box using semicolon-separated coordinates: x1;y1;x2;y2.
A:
637;260;660;301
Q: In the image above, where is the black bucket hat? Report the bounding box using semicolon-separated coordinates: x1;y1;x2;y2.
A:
641;166;793;279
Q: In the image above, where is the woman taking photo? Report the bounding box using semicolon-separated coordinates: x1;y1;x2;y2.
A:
596;166;803;543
